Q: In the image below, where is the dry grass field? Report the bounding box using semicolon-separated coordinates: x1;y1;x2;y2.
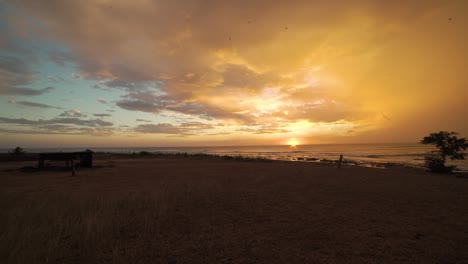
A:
1;156;467;263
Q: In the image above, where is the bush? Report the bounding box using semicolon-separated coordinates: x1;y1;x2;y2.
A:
424;155;455;173
421;131;467;173
9;146;26;160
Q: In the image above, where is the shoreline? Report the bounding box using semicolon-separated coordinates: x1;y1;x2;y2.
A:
3;143;466;172
2;151;467;174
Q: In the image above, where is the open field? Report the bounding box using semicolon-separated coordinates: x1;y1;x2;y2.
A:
1;157;467;263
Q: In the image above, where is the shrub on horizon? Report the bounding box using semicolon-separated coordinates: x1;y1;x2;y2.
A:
9;146;25;155
421;131;467;173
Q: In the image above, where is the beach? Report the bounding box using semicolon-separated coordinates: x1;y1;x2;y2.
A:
1;156;467;263
5;143;467;172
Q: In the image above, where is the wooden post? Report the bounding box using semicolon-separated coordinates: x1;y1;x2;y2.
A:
38;155;44;169
71;159;75;176
338;155;343;168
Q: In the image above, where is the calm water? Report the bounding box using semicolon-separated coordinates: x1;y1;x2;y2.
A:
4;143;467;172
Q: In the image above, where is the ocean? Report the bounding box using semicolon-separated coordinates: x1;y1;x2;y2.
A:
3;143;467;172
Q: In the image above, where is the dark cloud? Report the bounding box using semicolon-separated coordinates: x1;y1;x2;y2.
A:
136;119;151;122
0;55;45;96
9;100;61;109
125;91;171;103
167;102;255;124
93;113;112;117
46;75;70;83
0;86;54;96
117;99;164;113
0;127;112;136
0;55;33;83
134;123;182;134
134;121;215;135
99;78;190;116
179;122;215;130
103;79;164;90
112;82;257;123
0;116;113;127
103;79;138;89
53;117;113;127
48;51;77;66
0;117;38;125
107;80;171;113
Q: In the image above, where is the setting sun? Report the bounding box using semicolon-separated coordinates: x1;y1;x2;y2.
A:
288;138;299;148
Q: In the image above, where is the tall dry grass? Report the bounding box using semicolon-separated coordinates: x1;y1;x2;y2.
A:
1;158;468;263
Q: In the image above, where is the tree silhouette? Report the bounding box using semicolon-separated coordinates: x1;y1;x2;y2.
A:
421;131;467;172
10;146;25;155
9;146;26;160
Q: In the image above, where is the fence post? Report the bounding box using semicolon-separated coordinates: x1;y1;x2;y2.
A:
71;159;75;176
38;154;45;169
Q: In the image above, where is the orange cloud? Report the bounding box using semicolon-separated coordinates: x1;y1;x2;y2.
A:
5;0;468;143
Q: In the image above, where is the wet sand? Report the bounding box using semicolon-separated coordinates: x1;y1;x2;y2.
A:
1;156;467;263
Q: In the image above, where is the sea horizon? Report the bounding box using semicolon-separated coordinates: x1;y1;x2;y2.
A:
0;142;423;151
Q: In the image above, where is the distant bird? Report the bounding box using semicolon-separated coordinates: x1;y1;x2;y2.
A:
285;26;288;30
229;36;231;41
248;20;251;24
381;112;391;121
449;17;452;21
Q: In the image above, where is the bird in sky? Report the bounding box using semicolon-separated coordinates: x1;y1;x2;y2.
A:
381;112;391;121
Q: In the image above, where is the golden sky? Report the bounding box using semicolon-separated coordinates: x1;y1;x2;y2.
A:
0;0;467;147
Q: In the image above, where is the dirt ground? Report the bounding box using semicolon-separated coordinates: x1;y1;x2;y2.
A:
1;157;467;263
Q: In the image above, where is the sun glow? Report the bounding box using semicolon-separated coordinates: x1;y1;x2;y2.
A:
287;138;299;149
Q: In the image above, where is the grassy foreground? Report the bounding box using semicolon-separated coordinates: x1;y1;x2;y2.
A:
1;157;467;263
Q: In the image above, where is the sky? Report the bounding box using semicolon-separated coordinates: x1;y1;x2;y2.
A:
0;0;467;148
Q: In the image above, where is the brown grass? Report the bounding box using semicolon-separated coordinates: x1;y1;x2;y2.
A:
1;157;467;263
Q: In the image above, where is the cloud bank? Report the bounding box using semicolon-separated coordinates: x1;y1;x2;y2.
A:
2;0;467;143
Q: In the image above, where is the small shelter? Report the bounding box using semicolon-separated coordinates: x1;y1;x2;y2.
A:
38;150;94;170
